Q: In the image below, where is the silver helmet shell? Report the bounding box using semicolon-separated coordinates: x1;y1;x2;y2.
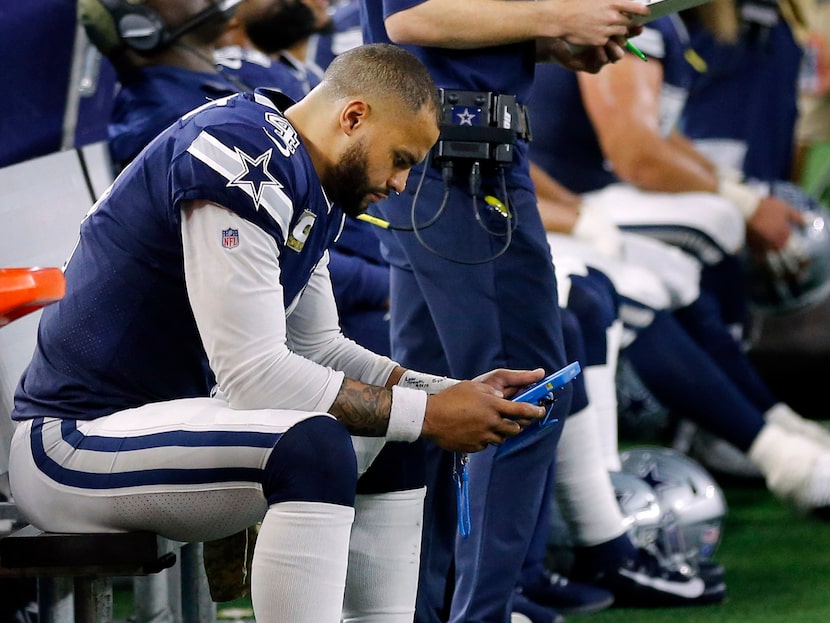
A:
620;446;727;562
609;470;663;550
609;470;693;575
745;181;830;314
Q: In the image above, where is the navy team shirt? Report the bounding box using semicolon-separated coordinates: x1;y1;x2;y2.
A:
680;7;802;181
528;15;695;193
361;0;537;190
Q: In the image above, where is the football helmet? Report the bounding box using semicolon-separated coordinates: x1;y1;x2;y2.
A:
609;471;693;572
609;471;665;550
620;446;727;562
745;180;830;314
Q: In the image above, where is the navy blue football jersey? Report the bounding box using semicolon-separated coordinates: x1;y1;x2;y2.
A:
14;89;344;421
681;11;801;181
215;45;308;102
109;65;241;170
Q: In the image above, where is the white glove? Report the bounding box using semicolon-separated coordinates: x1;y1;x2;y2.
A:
571;200;624;258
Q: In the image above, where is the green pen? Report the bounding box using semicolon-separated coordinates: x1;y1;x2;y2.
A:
625;40;648;62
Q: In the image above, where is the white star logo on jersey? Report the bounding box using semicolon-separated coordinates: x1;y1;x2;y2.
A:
456;108;476;126
227;147;283;209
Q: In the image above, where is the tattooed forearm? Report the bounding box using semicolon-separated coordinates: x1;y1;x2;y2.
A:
329;378;392;436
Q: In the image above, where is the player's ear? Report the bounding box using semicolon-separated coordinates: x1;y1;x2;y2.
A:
340;100;369;134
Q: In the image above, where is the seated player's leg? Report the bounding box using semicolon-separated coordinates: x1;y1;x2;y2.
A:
9;398;358;623
565;268;624;471
343;442;429;622
587;184;749;327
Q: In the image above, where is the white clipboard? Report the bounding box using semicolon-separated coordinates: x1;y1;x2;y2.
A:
633;0;713;24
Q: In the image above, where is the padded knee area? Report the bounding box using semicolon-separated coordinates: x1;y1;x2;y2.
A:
357;440;427;495
560;308;589;414
567;270;619;365
263;416;357;507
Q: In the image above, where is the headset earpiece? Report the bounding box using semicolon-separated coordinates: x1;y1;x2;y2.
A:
99;0;167;52
99;0;244;54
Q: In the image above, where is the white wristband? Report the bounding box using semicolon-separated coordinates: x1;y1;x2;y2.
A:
718;178;762;220
716;165;744;184
387;385;427;442
397;370;460;395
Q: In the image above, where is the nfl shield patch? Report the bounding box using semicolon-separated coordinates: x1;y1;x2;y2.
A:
222;228;239;249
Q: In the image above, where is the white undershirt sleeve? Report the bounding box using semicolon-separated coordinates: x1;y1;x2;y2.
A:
181;201;346;412
285;254;397;387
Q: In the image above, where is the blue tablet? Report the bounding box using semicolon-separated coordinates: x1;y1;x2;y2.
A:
496;361;581;458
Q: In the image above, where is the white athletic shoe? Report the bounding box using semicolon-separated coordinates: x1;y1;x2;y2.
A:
689;430;764;480
765;403;830;450
749;422;830;512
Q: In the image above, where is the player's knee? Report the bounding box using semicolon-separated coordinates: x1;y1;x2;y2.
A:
567;272;618;364
356;440;426;495
262;415;357;507
569;274;617;329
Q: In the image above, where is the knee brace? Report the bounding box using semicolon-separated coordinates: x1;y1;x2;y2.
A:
262;415;357;507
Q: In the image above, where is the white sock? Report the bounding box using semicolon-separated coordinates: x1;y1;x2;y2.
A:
765;403;830;448
342;488;426;622
584;320;623;471
749;422;823;511
250;500;354;623
555;406;627;546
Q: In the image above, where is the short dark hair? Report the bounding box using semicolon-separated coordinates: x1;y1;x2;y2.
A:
322;43;442;126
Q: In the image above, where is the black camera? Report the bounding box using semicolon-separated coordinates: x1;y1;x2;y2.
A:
432;89;528;169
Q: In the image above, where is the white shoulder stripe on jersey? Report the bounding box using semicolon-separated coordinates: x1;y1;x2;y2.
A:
186;130;294;240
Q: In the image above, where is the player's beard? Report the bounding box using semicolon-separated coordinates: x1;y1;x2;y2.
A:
328;140;383;218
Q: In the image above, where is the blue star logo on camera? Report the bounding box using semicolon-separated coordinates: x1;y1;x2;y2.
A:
453;107;478;126
228;147;282;209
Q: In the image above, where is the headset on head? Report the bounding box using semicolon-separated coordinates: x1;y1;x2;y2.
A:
99;0;244;53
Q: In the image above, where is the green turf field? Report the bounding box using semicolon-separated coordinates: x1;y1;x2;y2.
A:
585;481;830;623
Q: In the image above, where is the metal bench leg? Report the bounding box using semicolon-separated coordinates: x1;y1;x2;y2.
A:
180;543;216;623
74;577;112;623
38;577;74;623
134;572;175;623
166;559;183;623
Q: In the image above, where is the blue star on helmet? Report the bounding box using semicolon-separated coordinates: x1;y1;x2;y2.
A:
615;488;634;508
227;147;282;209
641;461;679;495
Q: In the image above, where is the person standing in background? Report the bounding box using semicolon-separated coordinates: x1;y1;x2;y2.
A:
360;2;652;622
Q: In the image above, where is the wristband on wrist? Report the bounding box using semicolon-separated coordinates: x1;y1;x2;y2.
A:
718;178;762;220
716;165;744;184
397;370;460;395
387;385;427;442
